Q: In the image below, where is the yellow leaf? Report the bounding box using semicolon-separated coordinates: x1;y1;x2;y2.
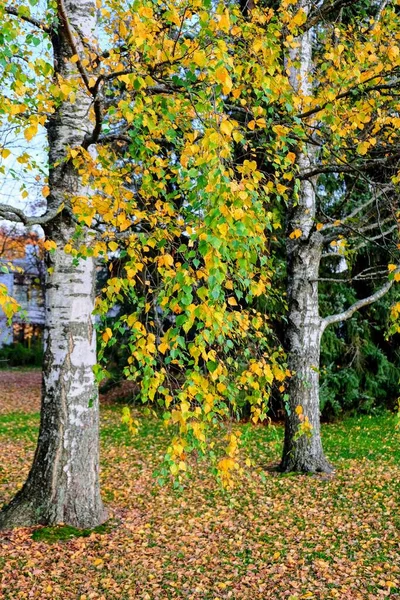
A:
316;223;324;231
252;38;263;53
24;124;38;142
1;148;11;159
276;183;287;195
388;46;400;61
357;141;369;155
286;151;296;163
218;9;230;32
93;558;104;567
228;296;238;306
42;186;50;198
102;327;112;343
295;405;303;415
163;253;174;267
388;264;397;272
60;83;73;97
220;119;234;137
192;50;207;67
158;342;169;354
170;463;179;475
394;272;400;281
291;9;307;27
108;241;118;252
289;228;302;239
214;66;232;94
80;214;92;226
43;240;57;251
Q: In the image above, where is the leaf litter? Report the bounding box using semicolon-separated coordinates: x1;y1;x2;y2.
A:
1;371;400;599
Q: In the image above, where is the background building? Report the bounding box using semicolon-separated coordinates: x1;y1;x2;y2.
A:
0;231;45;347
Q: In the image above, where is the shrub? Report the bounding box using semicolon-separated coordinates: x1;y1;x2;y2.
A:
0;342;43;368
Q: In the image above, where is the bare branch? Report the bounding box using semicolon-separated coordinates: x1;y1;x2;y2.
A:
0;203;63;227
321;273;397;332
352;223;399;251
321;186;393;231
317;266;390;283
321;252;345;259
304;0;353;31
359;216;394;234
0;203;29;225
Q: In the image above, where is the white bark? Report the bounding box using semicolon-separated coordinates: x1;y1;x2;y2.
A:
281;2;333;473
0;0;107;529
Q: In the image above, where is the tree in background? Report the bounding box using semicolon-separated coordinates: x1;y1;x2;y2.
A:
230;0;400;472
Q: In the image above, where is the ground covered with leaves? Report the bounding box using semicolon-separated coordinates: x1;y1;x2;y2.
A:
1;370;400;599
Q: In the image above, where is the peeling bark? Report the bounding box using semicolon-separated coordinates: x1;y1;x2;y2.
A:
0;0;106;529
0;244;106;529
280;1;333;473
280;231;333;473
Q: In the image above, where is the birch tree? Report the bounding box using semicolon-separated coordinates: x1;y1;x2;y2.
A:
0;0;108;529
1;0;399;533
0;0;286;526
234;0;400;471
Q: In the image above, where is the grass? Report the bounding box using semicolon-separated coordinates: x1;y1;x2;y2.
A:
1;403;400;599
2;406;397;462
0;412;39;440
31;521;116;543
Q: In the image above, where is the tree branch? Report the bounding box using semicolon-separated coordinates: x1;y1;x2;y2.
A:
321;274;397;332
297;76;400;121
321;186;392;230
301;151;400;179
5;6;50;33
304;0;353;31
352;223;399;251
57;0;91;92
0;203;63;227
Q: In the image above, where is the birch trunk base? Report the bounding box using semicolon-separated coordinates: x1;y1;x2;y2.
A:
0;248;107;530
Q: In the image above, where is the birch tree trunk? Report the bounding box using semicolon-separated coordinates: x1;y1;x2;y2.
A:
280;6;333;473
0;0;107;529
